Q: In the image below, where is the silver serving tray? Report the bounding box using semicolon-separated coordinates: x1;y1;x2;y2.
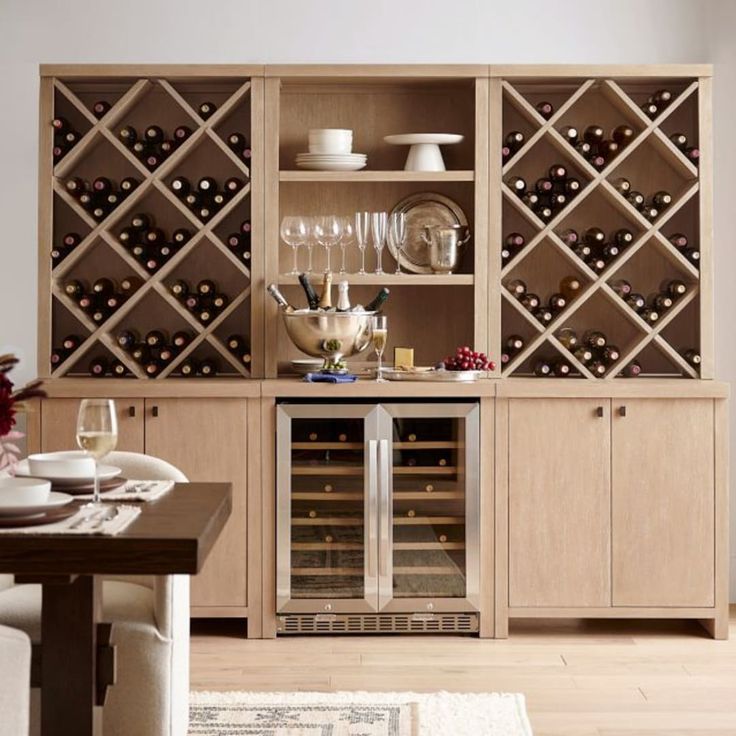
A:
388;192;468;274
381;368;484;382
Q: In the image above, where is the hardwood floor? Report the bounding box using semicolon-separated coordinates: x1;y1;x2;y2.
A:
191;607;736;735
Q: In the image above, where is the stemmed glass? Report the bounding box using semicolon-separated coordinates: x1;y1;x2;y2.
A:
280;215;307;276
355;212;371;275
371;211;388;275
314;215;342;273
305;216;318;273
76;399;118;507
389;212;407;274
339;217;354;275
371;316;388;383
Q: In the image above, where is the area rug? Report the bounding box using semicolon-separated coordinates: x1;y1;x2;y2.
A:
188;690;533;735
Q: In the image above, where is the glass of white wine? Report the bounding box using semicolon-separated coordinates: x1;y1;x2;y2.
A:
371;315;388;383
76;399;118;507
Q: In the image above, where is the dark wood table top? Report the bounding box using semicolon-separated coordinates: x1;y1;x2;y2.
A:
0;482;231;575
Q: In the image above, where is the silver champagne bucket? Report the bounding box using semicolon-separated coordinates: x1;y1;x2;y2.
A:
421;224;470;274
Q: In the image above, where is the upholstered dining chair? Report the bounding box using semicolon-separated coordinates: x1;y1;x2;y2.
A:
0;452;190;736
0;624;31;736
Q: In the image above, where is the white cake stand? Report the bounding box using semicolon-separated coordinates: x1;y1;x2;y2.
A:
384;133;464;171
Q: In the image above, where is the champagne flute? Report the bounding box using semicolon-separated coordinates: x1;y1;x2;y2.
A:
315;215;342;273
305;216;317;273
371;211;388;275
280;215;307;276
76;399;118;507
339;217;354;275
371;315;388;383
389;212;407;274
355;212;371;275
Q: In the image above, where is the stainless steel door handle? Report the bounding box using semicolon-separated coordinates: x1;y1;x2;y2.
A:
367;440;378;580
378;439;391;579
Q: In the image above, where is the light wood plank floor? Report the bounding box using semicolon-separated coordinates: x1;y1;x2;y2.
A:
191;607;736;736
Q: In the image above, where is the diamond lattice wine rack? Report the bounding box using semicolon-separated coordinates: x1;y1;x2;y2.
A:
41;71;261;379
497;73;709;379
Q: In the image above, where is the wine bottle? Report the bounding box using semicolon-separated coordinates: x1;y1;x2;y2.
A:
505;232;525;249
364;287;390;313
559;126;578;144
212;294;229;311
505;279;527;297
65;177;86;195
297;272;319;310
170;176;191;197
599;139;619;159
683;349;702;367
92;277;115;296
611;279;632;297
198;101;217;119
627;191;645;209
119;125;137;146
172;228;191;245
131;213;152;230
144;125;164;143
199;358;218;376
614;228;634;247
172;331;192;349
548;293;567;311
626;293;646;310
184;294;200;311
64;279;85;299
583;125;604;144
565;178;581;195
550;192;567;208
559;229;579;247
586;256;606;273
583;227;606;245
520;293;540;311
556;327;578;349
145;330;166;348
668;233;688;249
179;359;198;376
553;360;572;377
652;191;672;208
50;348;66;367
574;244;592;259
652;89;673;106
158;346;176;363
652;293;674;311
589;360;607;377
197;176;217;193
663;279;687;297
521;192;539;208
171;280;189;299
267;283;295;312
88;357;108;377
639;307;659;324
62;334;82;352
144;360;162;377
685;147;700;164
535;100;554;119
589;153;606;169
130;344;150;363
224;177;244;195
507;176;526;196
574;141;592;157
505;131;525;150
641;101;658;117
574;346;593;364
602;345;620;364
612;177;631;195
612;125;635;146
227;132;247;150
535;177;553;193
533;307;554;324
505;335;524;353
602;244;620;261
622;360;642;378
337;281;351;311
533;360;552;377
549;164;567;181
197;280;216;297
110;360;127;377
584;330;607;349
52;116;71;133
318;272;333;309
684;247;701;265
670;132;688;150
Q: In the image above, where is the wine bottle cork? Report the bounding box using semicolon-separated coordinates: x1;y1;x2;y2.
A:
438;458;447;466
408;433;417;442
338;433;347;442
425;484;434;493
324;484;333;493
309;432;318;441
439;534;448;543
407;509;416;518
308;510;317;518
325;535;333;543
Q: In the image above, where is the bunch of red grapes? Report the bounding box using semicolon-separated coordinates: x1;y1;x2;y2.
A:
442;346;495;372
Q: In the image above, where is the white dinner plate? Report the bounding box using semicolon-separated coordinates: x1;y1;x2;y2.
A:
14;461;122;485
383;133;464;145
0;491;74;517
296;155;367;161
296;161;368;171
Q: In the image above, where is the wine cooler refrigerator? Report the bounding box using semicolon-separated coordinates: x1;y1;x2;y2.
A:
276;402;480;634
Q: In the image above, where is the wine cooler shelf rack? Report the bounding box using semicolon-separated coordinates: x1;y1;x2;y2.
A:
499;75;706;380
40;66;711;380
44;73;255;379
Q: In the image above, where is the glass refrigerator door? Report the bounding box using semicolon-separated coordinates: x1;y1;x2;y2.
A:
378;403;480;612
277;405;380;613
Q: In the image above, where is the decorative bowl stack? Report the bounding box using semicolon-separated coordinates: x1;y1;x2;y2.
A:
296;129;367;171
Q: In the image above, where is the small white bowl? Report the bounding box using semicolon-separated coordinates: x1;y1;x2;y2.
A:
27;451;96;480
0;477;51;506
308;129;353;154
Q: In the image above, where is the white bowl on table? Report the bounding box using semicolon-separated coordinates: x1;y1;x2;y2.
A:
0;477;51;506
27;451;96;480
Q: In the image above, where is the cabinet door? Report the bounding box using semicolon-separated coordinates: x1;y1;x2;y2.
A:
508;399;611;608
144;398;248;608
612;399;714;607
41;398;144;453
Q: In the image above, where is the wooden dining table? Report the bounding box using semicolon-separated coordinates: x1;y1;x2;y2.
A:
0;482;231;736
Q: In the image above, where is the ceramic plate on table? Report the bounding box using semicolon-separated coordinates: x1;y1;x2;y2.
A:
382;367;483;383
0;491;74;517
57;477;128;496
387;192;468;274
0;503;79;528
14;461;122;486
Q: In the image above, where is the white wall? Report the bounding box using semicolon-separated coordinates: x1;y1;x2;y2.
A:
1;0;734;595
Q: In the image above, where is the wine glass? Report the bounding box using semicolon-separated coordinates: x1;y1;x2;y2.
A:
355;212;371;275
76;399;118;507
280;215;307;276
371;211;388;275
389;212;407;274
339;217;354;275
314;215;342;273
305;216;318;273
371;315;388;383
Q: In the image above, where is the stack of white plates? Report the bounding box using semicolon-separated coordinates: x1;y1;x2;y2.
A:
295;152;367;171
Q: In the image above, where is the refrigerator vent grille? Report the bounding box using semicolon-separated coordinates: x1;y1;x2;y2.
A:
277;613;479;635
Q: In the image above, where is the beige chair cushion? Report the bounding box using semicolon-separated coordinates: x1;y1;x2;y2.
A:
0;624;30;736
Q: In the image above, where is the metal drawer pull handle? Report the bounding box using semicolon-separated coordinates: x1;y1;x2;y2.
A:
619;405;627;417
596;406;604;418
128;406;136;418
151;406;159;418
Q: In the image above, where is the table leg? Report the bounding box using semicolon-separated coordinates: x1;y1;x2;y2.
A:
41;575;102;736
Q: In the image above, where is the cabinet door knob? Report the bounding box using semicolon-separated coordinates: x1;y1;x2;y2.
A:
619;405;627;417
151;406;159;418
596;406;604;418
128;406;136;418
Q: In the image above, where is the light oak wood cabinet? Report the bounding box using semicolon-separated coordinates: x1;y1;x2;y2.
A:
502;395;725;636
612;399;714;607
508;399;611;608
37;397;248;613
